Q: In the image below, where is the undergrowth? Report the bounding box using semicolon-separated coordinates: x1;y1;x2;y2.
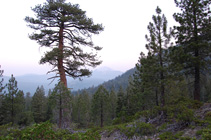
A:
0;97;209;139
0;121;101;140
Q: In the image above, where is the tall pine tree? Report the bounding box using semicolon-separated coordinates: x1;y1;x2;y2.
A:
0;66;5;124
173;0;211;101
91;85;109;127
108;87;117;120
135;52;159;110
116;86;126;117
7;75;19;125
15;90;25;125
72;91;91;127
0;65;4;94
134;7;173;108
32;86;47;123
25;0;104;87
50;82;71;128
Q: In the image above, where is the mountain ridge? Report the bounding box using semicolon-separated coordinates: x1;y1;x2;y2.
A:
74;67;136;94
2;67;124;94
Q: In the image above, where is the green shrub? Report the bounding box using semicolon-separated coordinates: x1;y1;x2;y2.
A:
55;128;71;139
112;115;136;125
191;100;203;109
159;132;175;140
202;129;211;140
180;136;197;140
205;111;211;122
164;99;195;123
134;111;142;120
196;128;211;140
176;104;194;122
136;122;155;135
159;131;186;140
0;123;22;139
122;126;136;138
112;118;121;125
60;130;101;140
196;129;203;136
116;122;155;138
0;123;13;137
139;106;161;119
158;123;168;131
21;121;56;140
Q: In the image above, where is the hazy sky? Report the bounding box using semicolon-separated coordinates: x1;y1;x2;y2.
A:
0;0;179;76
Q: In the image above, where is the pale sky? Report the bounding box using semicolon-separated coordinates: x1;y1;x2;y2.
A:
0;0;179;76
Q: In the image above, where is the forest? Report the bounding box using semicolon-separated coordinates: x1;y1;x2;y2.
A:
0;0;211;139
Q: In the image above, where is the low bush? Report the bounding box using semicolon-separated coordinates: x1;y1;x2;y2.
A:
205;111;211;122
196;128;211;140
0;121;102;140
21;121;56;140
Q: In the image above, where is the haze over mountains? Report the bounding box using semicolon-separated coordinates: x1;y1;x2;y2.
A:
3;67;123;94
75;67;136;94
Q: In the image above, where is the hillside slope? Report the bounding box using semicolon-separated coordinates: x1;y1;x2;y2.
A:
75;67;136;94
100;102;211;139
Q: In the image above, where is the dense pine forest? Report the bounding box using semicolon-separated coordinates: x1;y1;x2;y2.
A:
0;0;211;139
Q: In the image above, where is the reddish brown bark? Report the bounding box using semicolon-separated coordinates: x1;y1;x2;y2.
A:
58;22;67;128
58;22;67;88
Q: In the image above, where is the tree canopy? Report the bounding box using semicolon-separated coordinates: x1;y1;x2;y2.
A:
25;0;104;87
173;0;211;100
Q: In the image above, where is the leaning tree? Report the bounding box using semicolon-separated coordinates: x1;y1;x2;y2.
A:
25;0;104;87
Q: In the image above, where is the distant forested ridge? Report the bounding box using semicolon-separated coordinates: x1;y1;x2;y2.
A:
2;67;122;94
74;67;136;94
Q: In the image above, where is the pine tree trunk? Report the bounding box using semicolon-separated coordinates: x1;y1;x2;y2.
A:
155;88;159;106
59;93;62;128
194;65;200;101
78;107;80;123
11;93;14;125
58;22;67;88
193;38;200;101
58;23;66;129
100;101;103;128
159;30;165;107
160;73;165;107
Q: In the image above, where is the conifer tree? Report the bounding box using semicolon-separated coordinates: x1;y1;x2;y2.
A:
0;66;5;124
133;7;172;109
32;86;47;123
72;91;91;127
173;0;211;101
91;85;109;127
133;52;159;111
50;82;71;128
147;6;172;107
0;65;4;94
15;90;25;125
25;92;32;112
25;0;104;87
46;89;53;121
7;75;19;125
109;88;117;120
116;86;126;117
125;76;143;115
24;92;34;125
